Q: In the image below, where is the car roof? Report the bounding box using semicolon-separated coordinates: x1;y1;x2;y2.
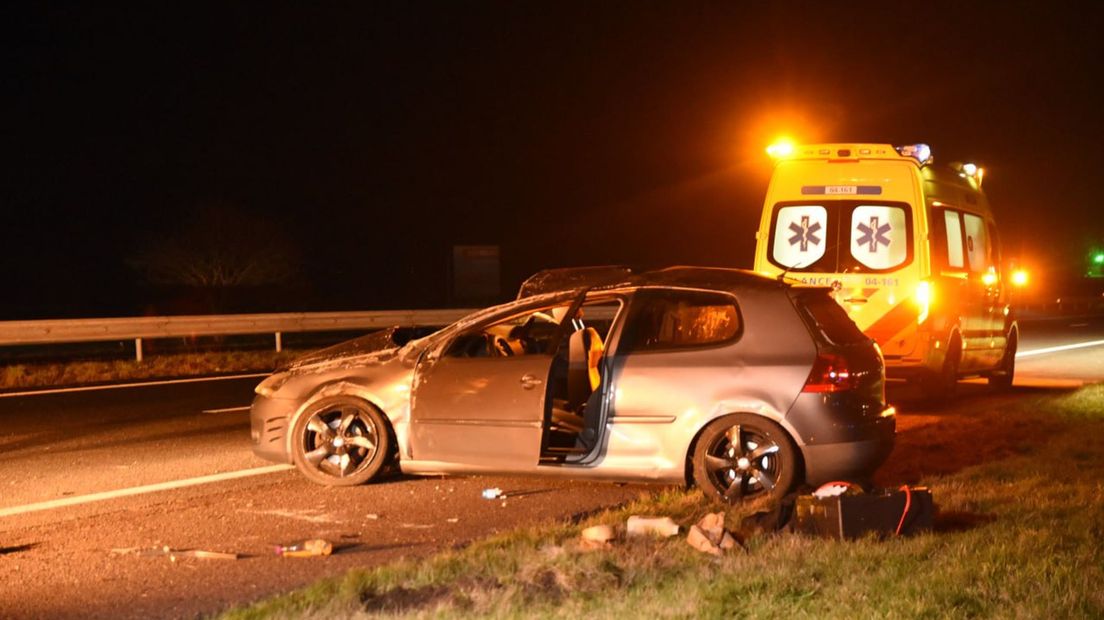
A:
518;265;788;298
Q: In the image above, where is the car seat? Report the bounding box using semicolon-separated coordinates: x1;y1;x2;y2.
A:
550;327;604;434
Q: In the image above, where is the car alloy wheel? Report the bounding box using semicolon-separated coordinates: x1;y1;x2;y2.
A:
692;414;797;504
290;396;391;486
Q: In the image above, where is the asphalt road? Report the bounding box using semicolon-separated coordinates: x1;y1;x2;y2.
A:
1015;315;1104;386
1;317;1101;619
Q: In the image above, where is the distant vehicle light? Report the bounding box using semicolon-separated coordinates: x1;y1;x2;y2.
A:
1094;253;1104;265
982;271;998;286
894;143;932;165
767;139;796;159
962;163;978;176
1011;269;1029;287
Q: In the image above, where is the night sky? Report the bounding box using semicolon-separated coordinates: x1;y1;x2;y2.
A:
3;2;1102;319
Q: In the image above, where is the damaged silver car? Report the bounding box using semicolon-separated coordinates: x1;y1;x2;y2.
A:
250;267;895;502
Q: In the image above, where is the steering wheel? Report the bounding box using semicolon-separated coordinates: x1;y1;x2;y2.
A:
491;334;514;356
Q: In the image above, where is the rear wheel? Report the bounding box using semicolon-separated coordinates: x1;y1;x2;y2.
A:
692;414;798;504
988;331;1017;391
290;396;392;486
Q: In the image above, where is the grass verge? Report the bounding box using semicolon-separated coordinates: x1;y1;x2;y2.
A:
0;350;299;391
222;385;1104;619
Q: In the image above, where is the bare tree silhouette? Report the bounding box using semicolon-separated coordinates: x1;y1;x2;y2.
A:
130;202;301;312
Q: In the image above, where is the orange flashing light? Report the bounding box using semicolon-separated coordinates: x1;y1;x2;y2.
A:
766;139;796;159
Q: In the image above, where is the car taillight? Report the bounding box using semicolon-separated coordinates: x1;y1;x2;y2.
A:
803;352;856;392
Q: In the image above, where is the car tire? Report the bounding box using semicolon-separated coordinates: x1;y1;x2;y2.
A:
692;414;798;504
290;396;392;487
988;331;1016;391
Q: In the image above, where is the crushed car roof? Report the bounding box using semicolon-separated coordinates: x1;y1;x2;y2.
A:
517;265;787;298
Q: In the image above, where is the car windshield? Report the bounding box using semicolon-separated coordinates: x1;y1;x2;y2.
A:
420;290;580;351
768;201;914;273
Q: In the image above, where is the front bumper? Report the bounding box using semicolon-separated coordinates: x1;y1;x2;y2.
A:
250;394;297;463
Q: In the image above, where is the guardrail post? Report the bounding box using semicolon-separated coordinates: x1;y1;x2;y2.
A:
275;331;283;353
135;338;144;363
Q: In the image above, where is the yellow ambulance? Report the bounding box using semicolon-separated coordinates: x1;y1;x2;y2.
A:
753;143;1016;397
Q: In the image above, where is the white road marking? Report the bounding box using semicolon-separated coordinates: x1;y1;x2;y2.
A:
202;406;252;414
0;373;269;399
1017;339;1104;358
0;464;294;518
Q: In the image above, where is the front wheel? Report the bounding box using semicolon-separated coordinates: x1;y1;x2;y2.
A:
692;414;798;504
988;331;1017;391
921;335;961;405
290;396;392;486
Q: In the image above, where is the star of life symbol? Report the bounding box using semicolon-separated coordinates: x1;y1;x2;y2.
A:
787;215;822;252
856;216;891;253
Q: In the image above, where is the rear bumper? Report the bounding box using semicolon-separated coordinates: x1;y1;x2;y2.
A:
250;394;296;463
801;432;895;486
784;391;896;485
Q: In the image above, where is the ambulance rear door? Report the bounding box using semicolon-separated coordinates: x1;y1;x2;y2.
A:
755;158;927;357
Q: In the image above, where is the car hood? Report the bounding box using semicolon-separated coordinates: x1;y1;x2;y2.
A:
281;327;421;372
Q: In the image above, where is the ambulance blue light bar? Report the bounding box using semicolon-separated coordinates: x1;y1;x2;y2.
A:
894;143;932;165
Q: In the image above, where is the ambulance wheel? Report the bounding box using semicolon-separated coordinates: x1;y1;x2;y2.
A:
988;331;1017;391
922;336;961;405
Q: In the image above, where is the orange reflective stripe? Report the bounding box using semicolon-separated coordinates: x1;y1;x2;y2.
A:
865;300;919;345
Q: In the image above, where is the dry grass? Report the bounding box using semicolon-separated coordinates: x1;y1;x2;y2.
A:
222;385;1104;620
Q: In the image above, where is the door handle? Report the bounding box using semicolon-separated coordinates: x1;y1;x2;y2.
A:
519;374;543;390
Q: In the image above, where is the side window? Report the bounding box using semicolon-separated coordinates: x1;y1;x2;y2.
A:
445;302;572;358
622;290;741;352
988;222;1002;272
571;298;622;344
963;212;990;272
940;209;965;269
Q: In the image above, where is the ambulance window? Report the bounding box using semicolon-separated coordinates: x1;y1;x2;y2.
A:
942;210;965;269
849;205;908;270
771;205;828;269
963;213;989;272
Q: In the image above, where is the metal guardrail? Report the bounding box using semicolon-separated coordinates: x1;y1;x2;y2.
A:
1014;293;1104;321
0;309;477;361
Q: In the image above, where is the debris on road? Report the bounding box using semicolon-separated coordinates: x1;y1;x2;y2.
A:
111;546;239;560
686;512;740;557
0;543;36;556
625;515;680;538
446;517;459;523
481;487;504;500
273;539;333;558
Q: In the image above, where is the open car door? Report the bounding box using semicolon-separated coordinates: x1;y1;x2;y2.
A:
409;293;584;468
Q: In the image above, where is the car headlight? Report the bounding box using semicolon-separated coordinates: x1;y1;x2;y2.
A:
255;372;291;398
